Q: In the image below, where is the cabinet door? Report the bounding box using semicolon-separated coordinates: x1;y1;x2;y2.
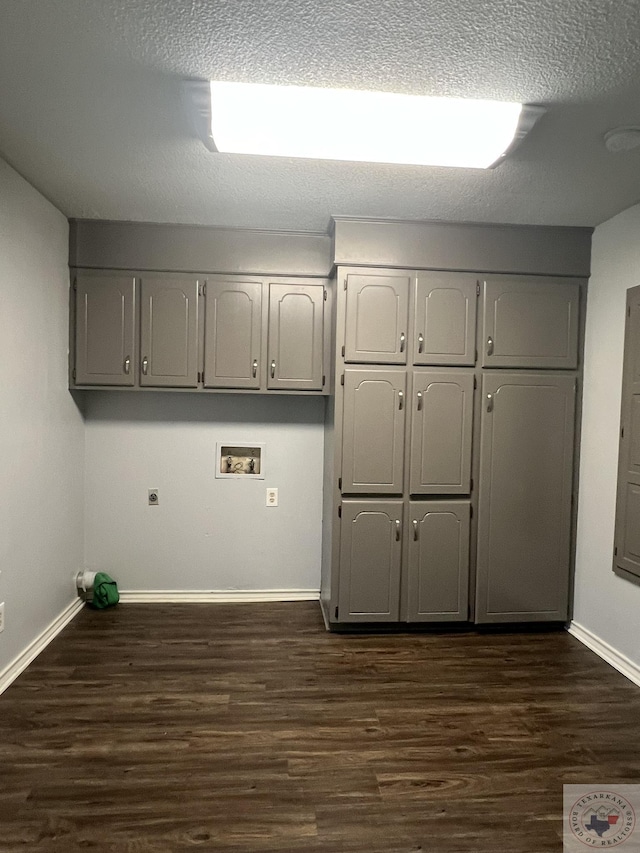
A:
481;276;580;368
476;373;576;623
414;273;477;366
410;370;474;495
613;284;640;580
204;278;262;389
338;500;403;622
75;274;136;385
267;283;324;390
140;276;199;387
407;501;470;622
344;271;410;364
342;369;406;494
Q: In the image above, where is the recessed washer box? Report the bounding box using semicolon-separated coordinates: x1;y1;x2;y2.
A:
216;443;265;479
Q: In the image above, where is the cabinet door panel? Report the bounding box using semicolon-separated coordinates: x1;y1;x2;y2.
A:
410;370;474;494
338;500;403;621
342;369;406;494
476;373;576;622
75;274;136;385
140;276;199;387
618;484;640;578
614;284;640;579
414;273;477;366
407;501;470;622
481;277;580;368
204;278;262;389
344;272;410;364
268;283;323;390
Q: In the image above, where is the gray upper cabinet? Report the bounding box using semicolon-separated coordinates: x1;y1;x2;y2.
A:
475;373;576;622
410;370;474;495
204;277;262;389
406;500;470;622
267;283;324;391
338;500;403;621
342;368;406;494
344;270;410;364
613;284;640;581
74;273;136;386
481;276;580;369
413;273;477;366
140;275;199;387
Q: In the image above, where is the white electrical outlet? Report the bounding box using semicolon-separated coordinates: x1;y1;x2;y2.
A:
266;487;278;507
0;602;5;634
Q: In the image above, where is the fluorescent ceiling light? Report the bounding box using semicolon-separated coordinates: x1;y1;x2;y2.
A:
199;81;543;169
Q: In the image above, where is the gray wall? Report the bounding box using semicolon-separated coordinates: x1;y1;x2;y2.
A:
574;202;640;668
0;158;84;677
83;393;324;593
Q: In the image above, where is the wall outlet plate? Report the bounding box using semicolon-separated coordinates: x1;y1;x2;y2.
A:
148;489;159;505
0;602;5;633
266;487;278;507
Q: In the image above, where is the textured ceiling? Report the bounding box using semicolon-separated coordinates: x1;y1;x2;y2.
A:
1;0;640;230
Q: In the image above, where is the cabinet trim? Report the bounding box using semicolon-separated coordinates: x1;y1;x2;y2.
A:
70;220;331;277
332;218;592;277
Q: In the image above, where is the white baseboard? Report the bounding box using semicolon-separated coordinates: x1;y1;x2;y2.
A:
118;589;320;604
568;621;640;688
0;597;83;696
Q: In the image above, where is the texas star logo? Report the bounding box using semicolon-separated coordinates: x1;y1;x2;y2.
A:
570;791;636;847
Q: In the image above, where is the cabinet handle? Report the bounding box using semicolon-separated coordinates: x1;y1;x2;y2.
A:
398;390;404;410
413;519;418;540
487;336;494;356
400;332;406;353
417;391;422;411
487;393;493;412
417;333;424;353
270;360;276;379
123;357;130;375
142;357;148;376
252;359;258;378
395;520;401;541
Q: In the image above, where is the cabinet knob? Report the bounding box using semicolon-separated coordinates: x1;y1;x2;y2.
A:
399;332;406;353
395;520;401;541
416;391;422;411
270;360;276;379
123;356;131;375
398;390;404;410
413;519;419;540
486;393;494;412
417;333;424;353
487;336;494;356
252;359;258;378
142;356;149;376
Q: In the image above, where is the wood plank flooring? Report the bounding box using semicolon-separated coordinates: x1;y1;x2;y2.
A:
1;602;640;852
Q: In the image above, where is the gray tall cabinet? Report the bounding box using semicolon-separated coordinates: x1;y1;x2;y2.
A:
321;219;590;628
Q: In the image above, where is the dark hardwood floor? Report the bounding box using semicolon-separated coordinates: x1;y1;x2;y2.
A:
1;602;639;852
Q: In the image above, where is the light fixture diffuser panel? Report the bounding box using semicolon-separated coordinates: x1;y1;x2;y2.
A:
208;82;533;169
